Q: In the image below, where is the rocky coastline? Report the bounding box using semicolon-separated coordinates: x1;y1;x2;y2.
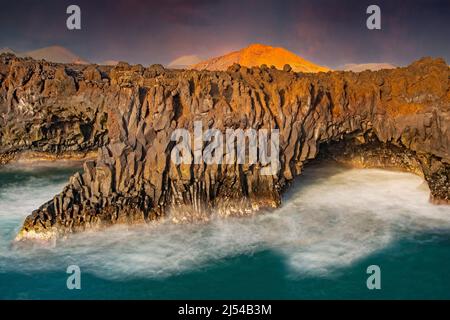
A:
0;53;448;240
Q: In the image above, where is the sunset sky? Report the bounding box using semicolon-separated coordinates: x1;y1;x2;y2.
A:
0;0;449;68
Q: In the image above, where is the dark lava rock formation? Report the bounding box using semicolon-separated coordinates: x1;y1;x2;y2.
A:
0;54;108;164
0;53;448;240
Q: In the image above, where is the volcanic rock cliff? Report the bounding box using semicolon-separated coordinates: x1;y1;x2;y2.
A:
0;54;108;164
0;53;448;240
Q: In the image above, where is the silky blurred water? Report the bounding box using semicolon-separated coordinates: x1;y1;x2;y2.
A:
0;162;449;299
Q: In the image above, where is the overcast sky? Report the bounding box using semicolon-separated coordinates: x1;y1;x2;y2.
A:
0;0;449;68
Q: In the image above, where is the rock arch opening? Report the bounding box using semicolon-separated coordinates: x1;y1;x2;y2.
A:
306;132;449;205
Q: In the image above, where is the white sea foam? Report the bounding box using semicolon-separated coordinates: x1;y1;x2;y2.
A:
0;164;449;279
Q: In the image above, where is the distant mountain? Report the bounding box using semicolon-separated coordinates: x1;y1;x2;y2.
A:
0;45;89;64
0;47;17;55
191;43;330;73
168;55;203;69
22;46;89;64
340;63;397;72
100;60;120;66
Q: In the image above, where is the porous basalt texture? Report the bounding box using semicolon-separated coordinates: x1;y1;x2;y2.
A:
0;54;448;240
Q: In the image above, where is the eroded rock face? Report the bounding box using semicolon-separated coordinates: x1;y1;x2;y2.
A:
0;54;108;164
0;54;448;240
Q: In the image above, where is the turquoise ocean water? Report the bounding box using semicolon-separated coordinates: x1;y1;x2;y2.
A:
0;162;449;299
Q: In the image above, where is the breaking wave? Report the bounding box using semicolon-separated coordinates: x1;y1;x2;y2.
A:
1;163;450;279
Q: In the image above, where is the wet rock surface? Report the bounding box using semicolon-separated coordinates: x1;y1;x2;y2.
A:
0;54;448;240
